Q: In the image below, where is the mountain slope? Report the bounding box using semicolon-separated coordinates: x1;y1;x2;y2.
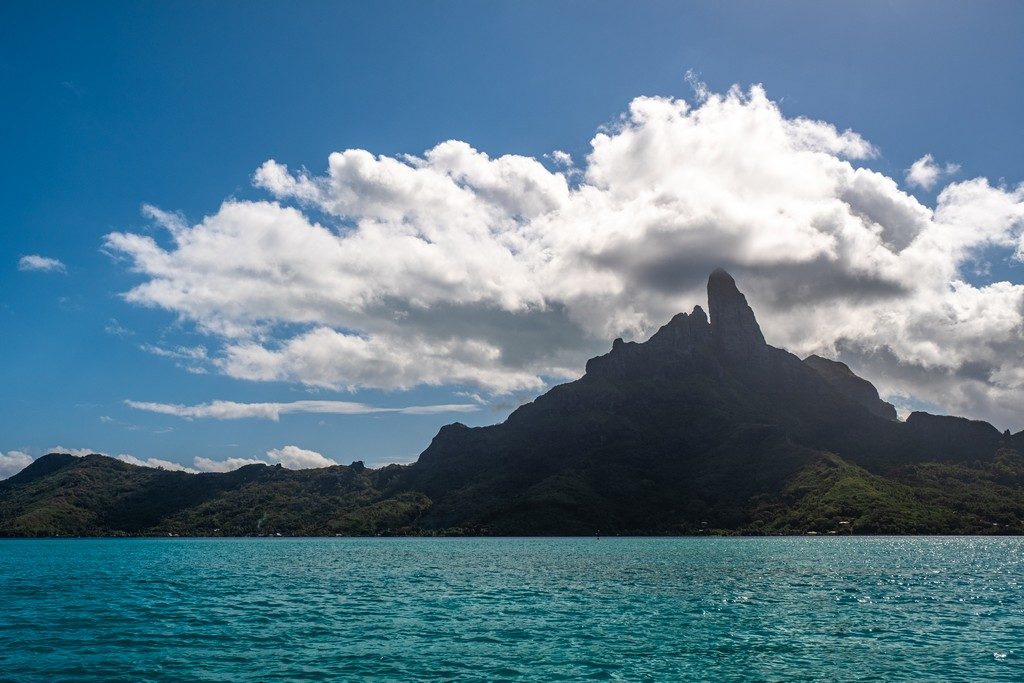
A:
0;454;423;536
803;354;898;420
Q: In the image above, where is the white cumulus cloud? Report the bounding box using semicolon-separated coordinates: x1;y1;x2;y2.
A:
115;454;196;473
105;84;1024;429
265;445;337;469
48;446;101;458
193;446;338;472
906;154;961;191
18;254;67;273
192;456;269;473
0;451;34;480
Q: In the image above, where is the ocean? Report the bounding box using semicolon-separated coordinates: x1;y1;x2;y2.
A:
1;537;1021;681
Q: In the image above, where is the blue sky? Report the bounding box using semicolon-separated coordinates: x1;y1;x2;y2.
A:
2;1;1023;474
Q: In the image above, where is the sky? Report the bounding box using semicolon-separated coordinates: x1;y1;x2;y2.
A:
2;1;1023;478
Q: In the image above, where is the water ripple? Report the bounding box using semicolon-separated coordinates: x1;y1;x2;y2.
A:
1;537;1022;681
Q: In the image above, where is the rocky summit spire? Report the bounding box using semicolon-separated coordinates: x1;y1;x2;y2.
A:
707;268;767;358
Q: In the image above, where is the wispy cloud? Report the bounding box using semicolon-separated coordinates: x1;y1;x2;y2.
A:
99;415;143;431
99;415;171;434
125;399;480;421
104;318;134;337
139;344;209;374
18;254;66;273
60;81;84;97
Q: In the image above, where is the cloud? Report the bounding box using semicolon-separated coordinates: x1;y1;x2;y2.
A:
115;454;196;473
104;318;134;337
906;154;961;191
266;445;337;469
192;456;268;473
60;81;84;97
140;344;208;361
139;344;210;374
219;327;546;393
99;415;143;431
48;446;101;458
545;150;580;179
193;445;338;472
105;84;1024;428
125;398;480;421
141;203;188;233
18;254;66;273
0;451;34;480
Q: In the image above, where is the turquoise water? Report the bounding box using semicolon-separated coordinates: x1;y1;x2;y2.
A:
0;538;1021;681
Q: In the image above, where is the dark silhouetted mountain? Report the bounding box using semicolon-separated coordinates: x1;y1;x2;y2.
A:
803;355;898;420
3;271;1022;536
391;270;1022;533
708;267;767;360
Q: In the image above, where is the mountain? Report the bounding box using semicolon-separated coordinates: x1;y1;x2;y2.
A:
803;354;898;420
3;270;1023;536
389;268;1024;533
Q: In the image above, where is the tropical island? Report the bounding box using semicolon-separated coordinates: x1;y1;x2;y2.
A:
3;270;1022;537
